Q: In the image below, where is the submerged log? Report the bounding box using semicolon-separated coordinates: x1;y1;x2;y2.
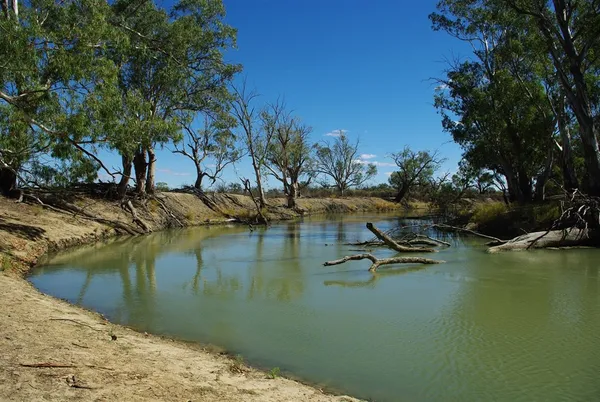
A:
366;223;436;253
432;224;506;243
323;253;444;272
487;229;598;253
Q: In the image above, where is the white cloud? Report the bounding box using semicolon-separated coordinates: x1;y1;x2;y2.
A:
324;129;347;137
385;171;395;176
359;153;376;160
435;83;449;91
354;159;396;167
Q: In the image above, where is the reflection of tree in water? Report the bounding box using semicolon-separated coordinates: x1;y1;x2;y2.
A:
247;224;306;302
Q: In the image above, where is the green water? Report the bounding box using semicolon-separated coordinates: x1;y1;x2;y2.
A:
30;214;600;401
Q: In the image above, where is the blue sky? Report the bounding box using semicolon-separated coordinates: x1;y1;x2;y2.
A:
101;0;470;188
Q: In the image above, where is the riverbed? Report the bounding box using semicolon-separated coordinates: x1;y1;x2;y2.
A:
30;214;600;401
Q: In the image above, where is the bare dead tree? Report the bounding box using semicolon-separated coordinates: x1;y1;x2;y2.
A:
230;79;272;209
313;132;376;196
173;116;241;191
261;100;314;209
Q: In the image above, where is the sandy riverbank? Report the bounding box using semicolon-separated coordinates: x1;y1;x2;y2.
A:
0;193;401;401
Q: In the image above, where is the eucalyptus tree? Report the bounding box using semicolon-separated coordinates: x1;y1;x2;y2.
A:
110;0;240;196
313;133;376;196
230;80;270;208
173;114;240;190
261;101;313;209
389;147;444;202
0;0;122;195
507;0;600;195
431;0;556;202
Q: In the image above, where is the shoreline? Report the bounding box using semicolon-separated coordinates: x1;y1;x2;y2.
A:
1;193;404;401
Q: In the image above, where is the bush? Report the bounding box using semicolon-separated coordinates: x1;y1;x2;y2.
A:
471;202;508;224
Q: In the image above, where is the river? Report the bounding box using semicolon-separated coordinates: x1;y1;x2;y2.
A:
29;213;600;401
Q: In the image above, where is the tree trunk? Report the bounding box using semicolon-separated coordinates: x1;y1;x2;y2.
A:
253;166;266;209
394;186;408;203
194;168;203;190
0;166;19;200
133;149;147;195
287;181;298;209
556;98;579;191
578;123;600;195
12;0;17;20
534;146;553;202
145;147;156;195
1;0;9;19
117;155;132;199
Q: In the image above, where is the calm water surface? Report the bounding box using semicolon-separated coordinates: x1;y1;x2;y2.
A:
30;214;600;401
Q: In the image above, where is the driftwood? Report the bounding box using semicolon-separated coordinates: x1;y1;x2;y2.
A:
21;362;76;368
122;200;151;233
432;224;506;243
26;193;142;236
323;253;444;272
366;222;436;252
487;229;597;253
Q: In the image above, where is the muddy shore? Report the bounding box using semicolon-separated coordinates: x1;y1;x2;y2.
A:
0;193;400;401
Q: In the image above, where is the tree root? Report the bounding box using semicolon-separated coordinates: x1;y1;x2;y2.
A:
24;193;142;235
323;253;444;272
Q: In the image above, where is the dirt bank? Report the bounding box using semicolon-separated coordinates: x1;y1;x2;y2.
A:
0;275;359;402
0;193;398;401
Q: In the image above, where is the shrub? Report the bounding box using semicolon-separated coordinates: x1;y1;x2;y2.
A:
471;202;508;224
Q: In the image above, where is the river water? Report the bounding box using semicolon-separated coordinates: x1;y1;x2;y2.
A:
30;214;600;401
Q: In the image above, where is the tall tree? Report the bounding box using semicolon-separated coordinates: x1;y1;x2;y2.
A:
230;80;271;208
431;0;556;202
261;101;313;209
313;133;376;195
111;0;240;197
507;0;600;195
1;0;122;195
389;147;444;202
173;115;240;190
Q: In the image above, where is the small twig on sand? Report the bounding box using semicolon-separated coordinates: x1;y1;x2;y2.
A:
21;363;76;368
323;253;444;272
71;342;90;349
49;318;103;332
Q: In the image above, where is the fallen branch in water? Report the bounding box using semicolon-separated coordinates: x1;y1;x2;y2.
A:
432;224;506;243
366;223;436;252
323;253;444;272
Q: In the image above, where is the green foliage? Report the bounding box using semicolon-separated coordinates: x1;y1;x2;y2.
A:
267;367;281;379
156;182;170;191
313;133;377;195
388;146;443;201
471;202;508;225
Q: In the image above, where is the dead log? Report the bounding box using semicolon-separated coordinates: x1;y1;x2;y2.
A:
366;223;436;252
432;224;506;243
323;253;444;272
28;194;141;236
122;200;151;233
487;228;598;253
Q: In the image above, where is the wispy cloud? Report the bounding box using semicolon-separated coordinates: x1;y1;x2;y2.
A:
354;159;396;167
359;153;376;160
385;171;395;176
157;168;191;177
324;129;347;137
